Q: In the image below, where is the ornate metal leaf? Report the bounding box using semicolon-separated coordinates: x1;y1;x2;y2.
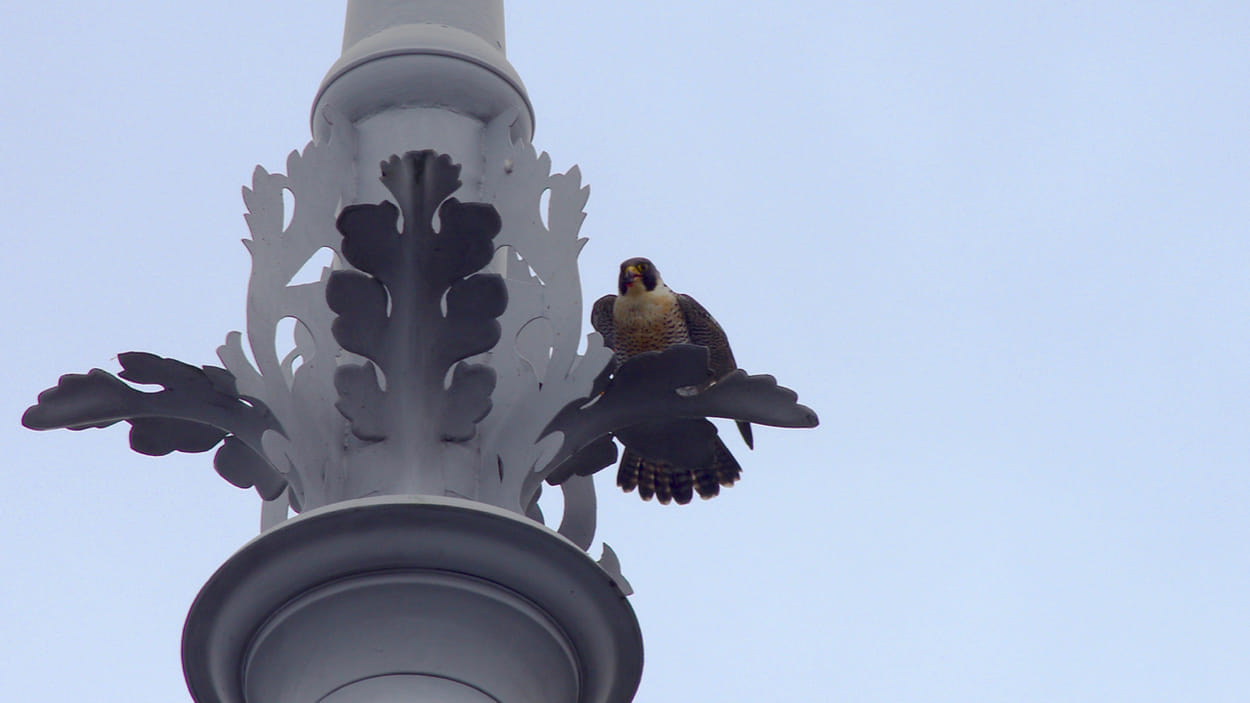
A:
214;436;288;497
476;113;616;538
219;108;359;509
541;344;820;481
22;352;285;499
327;150;507;449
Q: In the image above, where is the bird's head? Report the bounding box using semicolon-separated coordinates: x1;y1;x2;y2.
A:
618;257;662;296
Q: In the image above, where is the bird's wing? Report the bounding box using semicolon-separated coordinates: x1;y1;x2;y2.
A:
678;293;755;449
591;294;618;351
676;293;737;379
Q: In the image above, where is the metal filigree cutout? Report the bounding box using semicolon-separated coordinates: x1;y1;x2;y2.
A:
23;110;361;509
476;110;616;548
22;109;621;560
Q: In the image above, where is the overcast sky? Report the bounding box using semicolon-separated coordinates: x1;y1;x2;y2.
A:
2;2;1248;702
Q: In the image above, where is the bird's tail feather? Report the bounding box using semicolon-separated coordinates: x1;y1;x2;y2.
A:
617;439;742;505
736;420;754;449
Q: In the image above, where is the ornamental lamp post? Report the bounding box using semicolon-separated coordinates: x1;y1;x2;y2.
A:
23;2;818;702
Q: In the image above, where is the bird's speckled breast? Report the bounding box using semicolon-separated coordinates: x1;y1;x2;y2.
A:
612;290;689;360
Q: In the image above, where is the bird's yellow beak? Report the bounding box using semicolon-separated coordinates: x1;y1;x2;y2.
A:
622;265;641;284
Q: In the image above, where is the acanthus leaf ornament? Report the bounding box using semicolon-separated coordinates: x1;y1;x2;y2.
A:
327;151;507;449
22;109;622;559
22;352;286;499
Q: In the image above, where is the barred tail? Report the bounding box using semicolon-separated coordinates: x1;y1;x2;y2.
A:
616;439;742;505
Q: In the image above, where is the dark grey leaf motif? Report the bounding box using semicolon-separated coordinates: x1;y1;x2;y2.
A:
22;352;286;498
327;150;508;445
214;436;286;499
543;435;618;486
541;344;819;482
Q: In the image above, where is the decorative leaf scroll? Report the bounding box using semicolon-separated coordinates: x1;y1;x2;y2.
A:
477;113;615;541
541;344;820;484
219;108;358;511
21;111;355;511
327;150;507;447
22;352;286;498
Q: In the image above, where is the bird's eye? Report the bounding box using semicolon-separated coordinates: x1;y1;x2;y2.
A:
637;263;648;271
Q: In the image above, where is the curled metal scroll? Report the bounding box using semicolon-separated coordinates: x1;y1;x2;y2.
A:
21;110;361;507
21;108;617;556
23;104;648;584
22;352;286;498
476;110;615;549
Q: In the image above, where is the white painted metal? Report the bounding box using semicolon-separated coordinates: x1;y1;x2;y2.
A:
184;497;641;703
181;3;643;701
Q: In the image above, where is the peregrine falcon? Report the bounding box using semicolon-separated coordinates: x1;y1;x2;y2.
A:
591;257;753;504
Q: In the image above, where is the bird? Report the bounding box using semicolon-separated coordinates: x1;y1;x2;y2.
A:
591;257;753;504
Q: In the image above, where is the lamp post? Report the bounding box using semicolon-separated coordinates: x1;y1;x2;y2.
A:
23;3;818;701
180;2;641;700
26;2;640;701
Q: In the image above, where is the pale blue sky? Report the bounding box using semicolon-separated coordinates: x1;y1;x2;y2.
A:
2;2;1248;701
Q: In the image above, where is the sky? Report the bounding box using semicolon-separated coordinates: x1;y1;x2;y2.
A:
2;2;1248;701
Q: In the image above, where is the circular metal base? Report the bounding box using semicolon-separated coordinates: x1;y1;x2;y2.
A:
182;496;642;703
